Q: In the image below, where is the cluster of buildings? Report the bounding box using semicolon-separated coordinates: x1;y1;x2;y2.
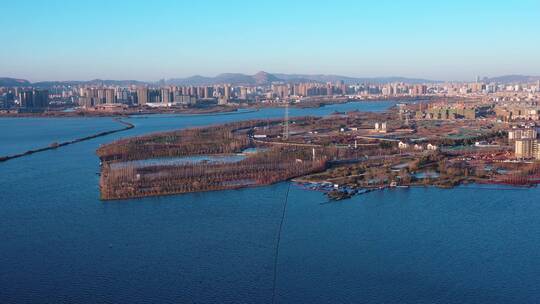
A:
0;88;50;112
270;82;347;98
77;85;236;109
398;141;439;151
1;77;540;113
268;83;429;99
415;103;478;120
52;82;362;110
443;80;540;96
1;81;422;112
509;126;540;160
495;102;540;121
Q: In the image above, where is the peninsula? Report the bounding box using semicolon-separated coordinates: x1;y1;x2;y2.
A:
97;101;540;201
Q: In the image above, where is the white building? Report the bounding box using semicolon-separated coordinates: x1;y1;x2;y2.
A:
398;141;409;149
375;122;387;133
413;144;424;151
427;143;439;151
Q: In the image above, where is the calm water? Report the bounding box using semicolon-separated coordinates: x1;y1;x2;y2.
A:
2;101;540;303
0;117;122;156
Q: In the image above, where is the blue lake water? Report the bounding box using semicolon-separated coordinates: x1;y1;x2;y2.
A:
2;100;540;303
0;117;122;156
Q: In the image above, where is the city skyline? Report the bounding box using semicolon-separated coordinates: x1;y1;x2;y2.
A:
2;0;540;82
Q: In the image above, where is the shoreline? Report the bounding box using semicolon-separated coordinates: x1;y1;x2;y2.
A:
0;96;430;118
100;179;537;202
0;105;240;118
296;179;538;202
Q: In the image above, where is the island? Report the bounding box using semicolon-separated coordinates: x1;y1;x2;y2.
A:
97;104;540;201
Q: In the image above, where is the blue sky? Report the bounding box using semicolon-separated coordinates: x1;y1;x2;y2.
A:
1;0;539;81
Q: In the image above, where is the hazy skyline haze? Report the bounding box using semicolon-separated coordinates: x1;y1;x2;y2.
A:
1;0;539;81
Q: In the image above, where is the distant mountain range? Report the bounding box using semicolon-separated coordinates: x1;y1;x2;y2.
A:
162;72;281;86
0;78;147;88
33;79;148;87
0;77;31;87
2;72;540;87
482;75;540;84
162;71;436;86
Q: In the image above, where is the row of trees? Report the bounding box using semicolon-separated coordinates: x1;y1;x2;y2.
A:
433;130;506;147
100;146;328;200
96;120;281;162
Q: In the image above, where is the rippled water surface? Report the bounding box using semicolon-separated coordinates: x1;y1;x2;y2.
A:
2;101;540;303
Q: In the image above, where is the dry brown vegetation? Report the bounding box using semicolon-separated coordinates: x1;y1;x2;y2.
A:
98;119;332;200
100;147;327;200
97;120;269;163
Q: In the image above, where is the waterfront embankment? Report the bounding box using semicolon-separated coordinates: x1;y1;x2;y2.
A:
0;118;134;163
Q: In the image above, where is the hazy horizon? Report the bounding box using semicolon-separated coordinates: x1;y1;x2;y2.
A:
4;71;540;84
2;0;539;82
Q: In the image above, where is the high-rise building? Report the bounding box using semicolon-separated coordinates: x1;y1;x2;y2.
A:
204;86;214;99
105;89;115;104
534;141;540;160
272;84;288;99
79;87;87;97
97;89;106;103
413;84;427;95
34;90;49;108
6;91;15;106
137;88;148;105
161;88;171;104
224;84;231;101
115;88;130;103
19;89;49;109
19;90;34;108
341;83;348;95
196;87;204;99
79;96;93;108
326;83;333;96
148;89;161;103
515;139;535;159
223;84;231;100
239;87;248;100
0;94;7;109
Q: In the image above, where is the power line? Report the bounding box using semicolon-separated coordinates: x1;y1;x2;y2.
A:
271;183;291;304
283;103;289;140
